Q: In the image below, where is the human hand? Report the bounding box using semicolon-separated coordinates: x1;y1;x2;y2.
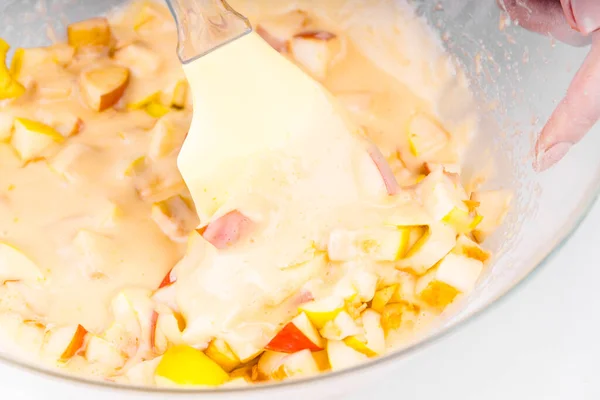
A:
498;0;600;171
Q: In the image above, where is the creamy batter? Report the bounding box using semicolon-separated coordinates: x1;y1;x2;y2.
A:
0;0;510;387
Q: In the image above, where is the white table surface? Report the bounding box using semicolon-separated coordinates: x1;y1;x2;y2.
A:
347;199;600;400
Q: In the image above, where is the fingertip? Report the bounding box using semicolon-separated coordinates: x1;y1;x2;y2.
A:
533;141;573;172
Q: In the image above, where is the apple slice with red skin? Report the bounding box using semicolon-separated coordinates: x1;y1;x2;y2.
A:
158;268;175;289
266;312;324;353
61;324;88;360
201;210;253;249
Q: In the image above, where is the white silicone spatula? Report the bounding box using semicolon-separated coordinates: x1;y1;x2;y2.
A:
167;0;378;225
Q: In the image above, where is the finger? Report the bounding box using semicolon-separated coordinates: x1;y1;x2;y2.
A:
561;0;600;35
498;0;591;46
534;32;600;171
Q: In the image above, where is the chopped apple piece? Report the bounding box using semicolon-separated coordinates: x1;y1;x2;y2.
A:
386;200;432;227
43;324;87;361
360;309;385;355
52;114;83;138
327;227;410;262
397;222;457;275
123;155;146;178
256;11;308;52
312;349;330;371
134;1;170;32
113;43;161;76
169;80;188;109
299;296;345;329
0;242;44;283
72;229;118;278
266;312;324;353
145;102;170;118
67;18;112;49
0;113;13;140
202;210;253;249
380;303;417;332
289;31;339;80
408;113;449;159
416;253;484;309
371;285;398;313
326;340;368;371
343;336;377;357
121;357;162;386
419;169;468;221
452;235;491;263
153;307;185;353
85;335;126;368
390;272;419;304
470;190;512;242
155;345;229;386
127;91;160;110
151;196;198;243
148;113;189;159
205;338;241;372
0;38;26;99
319;310;362;341
351;269;378;303
273;349;320;380
11;118;64;163
79;65;130;111
257;350;288;380
442;207;482;234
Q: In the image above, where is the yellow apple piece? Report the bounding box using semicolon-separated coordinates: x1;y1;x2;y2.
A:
371;285;398;313
360;309;385;355
416;253;484;309
470;190;512;242
42;324;87;361
151;195;198;243
153;306;185;353
327;227;411;262
148;113;190;159
67;17;112;49
326;340;368;372
272;349;320;380
343;336;377;357
0;113;13;141
380;302;418;332
169;80;188;109
319;310;362;341
205;338;241;373
145;101;170;118
407;113;449;159
85;335;126;368
257;350;288;380
442;207;483;234
79;65;130;111
419;169;469;221
11;118;64;163
155;345;229;386
127;91;160;110
113;43;161;76
397;222;457;275
452;234;491;263
299;296;345;329
0;38;26;99
0;242;44;283
123;155;146;178
289;31;339;81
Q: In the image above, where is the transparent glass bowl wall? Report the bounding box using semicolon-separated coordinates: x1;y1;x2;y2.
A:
0;0;599;399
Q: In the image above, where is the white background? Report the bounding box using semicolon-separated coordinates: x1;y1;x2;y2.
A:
347;199;600;400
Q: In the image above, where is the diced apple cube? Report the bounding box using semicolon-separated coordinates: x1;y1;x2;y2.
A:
319;310;362;341
85;336;126;370
452;235;491;263
205;338;241;372
266;312;324;353
371;285;398;313
273;349;320;380
327;227;410;262
145;102;170;118
155;345;229;386
113;43;161;76
419;169;468;221
42;324;87;362
148;113;189;159
11;118;64;163
326;340;368;371
397;222;457;275
442;207;482;234
351;269;378;303
79;65;130;111
151;196;198;243
470;190;512;242
0;242;44;283
359;309;385;355
67;18;112;49
153;306;185;353
289;31;338;80
408;113;449;159
169;80;188;109
416;253;484;308
257;350;288;380
0;38;26;99
299;296;345;329
127;91;161;110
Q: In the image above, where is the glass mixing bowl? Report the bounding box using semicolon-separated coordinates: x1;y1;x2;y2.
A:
0;0;599;399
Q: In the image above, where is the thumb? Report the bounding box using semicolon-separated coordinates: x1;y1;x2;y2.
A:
561;0;600;35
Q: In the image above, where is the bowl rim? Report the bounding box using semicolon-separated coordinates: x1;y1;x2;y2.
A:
1;168;598;396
